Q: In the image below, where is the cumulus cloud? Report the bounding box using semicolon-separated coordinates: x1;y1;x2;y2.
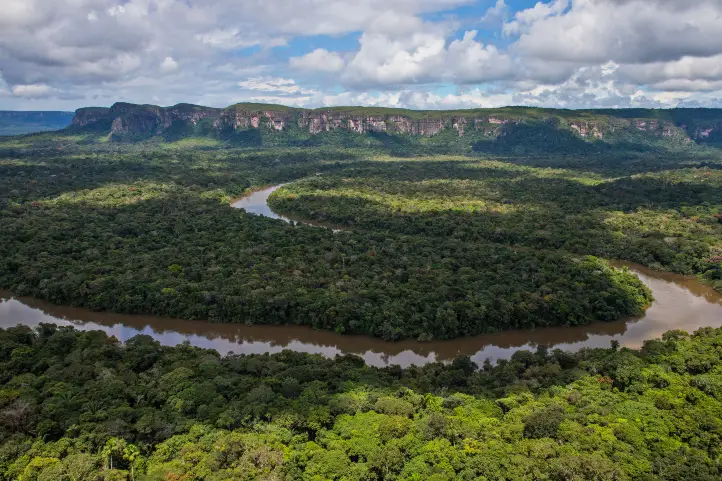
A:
342;15;514;87
503;0;568;37
510;0;722;64
446;31;513;82
0;0;475;108
1;0;722;110
617;55;722;91
290;49;345;73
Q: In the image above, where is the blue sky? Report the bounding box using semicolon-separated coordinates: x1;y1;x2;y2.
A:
1;0;722;111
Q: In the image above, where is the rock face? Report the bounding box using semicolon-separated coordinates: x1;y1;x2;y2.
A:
106;103;221;136
70;102;722;146
71;107;111;127
570;122;604;139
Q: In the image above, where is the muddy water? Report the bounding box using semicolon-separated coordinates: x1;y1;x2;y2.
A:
2;265;720;368
231;185;291;222
231;184;344;231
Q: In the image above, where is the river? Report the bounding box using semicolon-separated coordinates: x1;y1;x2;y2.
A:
0;185;720;368
231;184;344;231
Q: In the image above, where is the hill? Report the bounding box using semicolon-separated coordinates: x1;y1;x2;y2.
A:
66;102;722;154
0;111;74;136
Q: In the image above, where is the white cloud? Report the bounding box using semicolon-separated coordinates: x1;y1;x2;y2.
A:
160;56;179;73
446;30;513;82
510;0;722;64
618;55;722;91
0;0;44;28
247;95;314;106
342;15;514;87
1;0;722;110
290;49;345;73
0;0;476;109
481;0;508;25
395;89;514;109
238;77;317;95
651;79;722;93
503;0;568;36
342;23;446;86
73;53;144;79
195;29;260;50
11;83;54;98
107;5;125;17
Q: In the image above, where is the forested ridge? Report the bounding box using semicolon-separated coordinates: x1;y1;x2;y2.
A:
69;102;722;155
1;324;722;480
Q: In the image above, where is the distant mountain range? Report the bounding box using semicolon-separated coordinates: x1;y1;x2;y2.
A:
64;102;722;154
4;102;722;155
0;111;74;136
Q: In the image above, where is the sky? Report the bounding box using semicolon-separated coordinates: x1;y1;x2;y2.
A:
2;0;722;111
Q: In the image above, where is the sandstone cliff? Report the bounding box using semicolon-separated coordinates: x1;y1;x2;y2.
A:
71;107;111;127
70;102;722;148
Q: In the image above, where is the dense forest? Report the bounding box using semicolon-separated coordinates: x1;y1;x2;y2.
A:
269;157;722;278
0;140;657;341
1;324;722;480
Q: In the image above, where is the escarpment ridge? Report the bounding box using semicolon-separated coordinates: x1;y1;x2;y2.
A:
70;102;722;149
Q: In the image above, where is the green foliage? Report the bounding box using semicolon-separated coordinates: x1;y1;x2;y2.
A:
2;325;722;480
270;157;722;276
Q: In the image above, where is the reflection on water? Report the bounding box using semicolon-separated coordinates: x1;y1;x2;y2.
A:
1;264;721;367
231;184;344;231
231;185;291;222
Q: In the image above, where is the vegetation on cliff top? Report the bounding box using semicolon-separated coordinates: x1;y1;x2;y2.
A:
60;102;722;153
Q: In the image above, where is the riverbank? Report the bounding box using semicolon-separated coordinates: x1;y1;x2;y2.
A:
2;262;720;367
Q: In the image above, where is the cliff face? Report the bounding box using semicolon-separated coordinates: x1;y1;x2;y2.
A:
105;103;221;136
71;107;110;127
211;106;518;138
70;102;722;147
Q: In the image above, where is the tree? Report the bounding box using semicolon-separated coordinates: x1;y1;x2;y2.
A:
123;444;141;481
102;437;127;471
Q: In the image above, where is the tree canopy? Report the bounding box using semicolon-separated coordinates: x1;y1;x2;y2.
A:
1;324;722;480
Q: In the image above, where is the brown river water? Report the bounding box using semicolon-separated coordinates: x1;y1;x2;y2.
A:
0;185;720;368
